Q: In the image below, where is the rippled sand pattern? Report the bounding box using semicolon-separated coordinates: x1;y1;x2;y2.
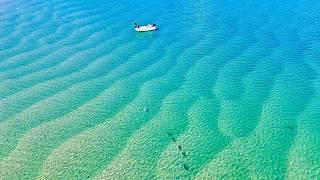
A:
0;0;319;179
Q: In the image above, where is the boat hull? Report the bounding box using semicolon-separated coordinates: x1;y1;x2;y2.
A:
135;25;157;32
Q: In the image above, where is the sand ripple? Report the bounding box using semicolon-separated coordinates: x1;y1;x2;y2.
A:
0;0;319;179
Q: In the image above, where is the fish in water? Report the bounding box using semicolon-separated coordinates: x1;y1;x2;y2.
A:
143;107;149;112
167;132;176;142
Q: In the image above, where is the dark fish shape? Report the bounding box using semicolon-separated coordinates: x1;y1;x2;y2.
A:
182;152;186;157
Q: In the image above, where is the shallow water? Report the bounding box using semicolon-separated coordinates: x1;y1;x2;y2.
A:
0;0;319;179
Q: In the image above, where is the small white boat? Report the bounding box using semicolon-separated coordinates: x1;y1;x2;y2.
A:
134;23;157;32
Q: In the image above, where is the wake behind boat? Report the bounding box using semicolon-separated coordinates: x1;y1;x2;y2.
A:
134;22;157;32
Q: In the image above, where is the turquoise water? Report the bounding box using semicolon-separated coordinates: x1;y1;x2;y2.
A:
0;0;319;179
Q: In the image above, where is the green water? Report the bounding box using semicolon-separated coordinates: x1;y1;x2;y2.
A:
0;0;319;179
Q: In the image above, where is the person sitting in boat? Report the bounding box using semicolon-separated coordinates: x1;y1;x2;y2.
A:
134;22;140;28
152;24;156;27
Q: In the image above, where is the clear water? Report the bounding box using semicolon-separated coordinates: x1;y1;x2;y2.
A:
0;0;319;179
